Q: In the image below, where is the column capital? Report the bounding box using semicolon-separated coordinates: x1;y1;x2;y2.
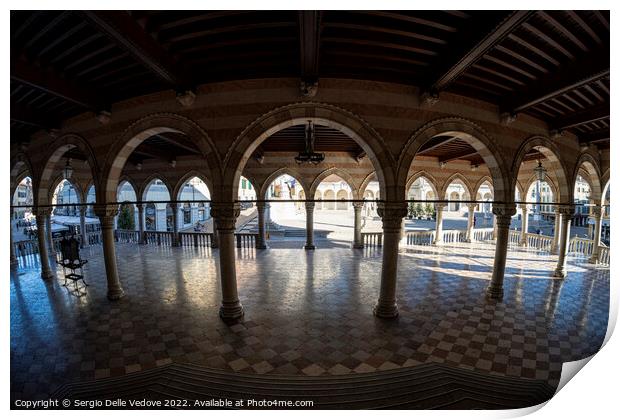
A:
305;201;315;210
377;202;407;230
255;201;266;210
590;205;602;218
79;206;87;216
33;207;52;217
210;202;240;231
352;202;364;210
435;203;445;212
493;203;516;227
467;203;477;211
557;204;576;217
136;203;145;211
519;203;528;212
169;202;179;211
93;204;119;219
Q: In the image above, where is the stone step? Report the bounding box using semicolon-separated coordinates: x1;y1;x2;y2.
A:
49;362;555;409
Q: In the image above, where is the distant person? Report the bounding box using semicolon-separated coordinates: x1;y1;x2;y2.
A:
473;216;477;228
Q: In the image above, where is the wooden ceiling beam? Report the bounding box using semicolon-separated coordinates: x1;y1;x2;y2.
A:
10;102;59;129
81;11;190;88
11;59;104;110
553;102;609;131
577;128;610;145
299;11;322;85
156;134;201;155
426;11;534;92
505;44;609;113
417;136;459;154
440;150;480;164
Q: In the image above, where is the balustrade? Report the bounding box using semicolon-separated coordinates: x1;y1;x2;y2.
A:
362;232;383;247
179;232;214;248
235;233;258;249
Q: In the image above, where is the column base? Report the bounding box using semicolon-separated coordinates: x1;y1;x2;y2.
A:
588;254;599;264
352;243;364;249
485;285;503;300
41;269;54;280
107;288;125;300
219;301;244;320
433;240;443;245
304;245;316;250
256;243;267;249
553;268;567;279
373;300;399;318
464;239;472;243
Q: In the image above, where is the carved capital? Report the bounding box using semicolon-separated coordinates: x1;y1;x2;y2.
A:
377;202;407;230
468;203;477;211
33;207;52;217
256;201;266;211
305;201;315;210
558;204;576;217
93;204;119;227
492;203;516;227
176;90;196;107
590;205;602;219
352;202;364;210
136;203;145;212
210;202;240;231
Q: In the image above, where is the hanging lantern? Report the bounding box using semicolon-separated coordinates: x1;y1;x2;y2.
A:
534;160;546;182
63;158;73;179
295;120;325;164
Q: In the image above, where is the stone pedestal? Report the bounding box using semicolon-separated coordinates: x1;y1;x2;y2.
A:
304;201;315;250
211;203;244;320
433;204;444;244
373;202;407;318
137;203;145;244
94;205;125;300
352;202;364;249
34;208;54;280
589;206;603;264
519;205;529;247
256;202;267;249
486;204;516;300
554;205;574;279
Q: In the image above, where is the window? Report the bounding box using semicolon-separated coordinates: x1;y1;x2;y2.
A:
183;203;191;224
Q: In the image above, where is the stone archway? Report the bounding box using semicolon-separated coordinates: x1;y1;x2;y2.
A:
223;102;396;202
101;113;221;204
397;118;510;202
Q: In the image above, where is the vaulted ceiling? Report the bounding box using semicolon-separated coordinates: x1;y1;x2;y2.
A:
11;10;610;155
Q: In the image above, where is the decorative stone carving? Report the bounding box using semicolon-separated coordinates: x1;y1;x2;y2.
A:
499;112;517;125
93;204;119;227
419;90;439;106
96;110;111;125
352;201;364;209
492;204;516;227
33;207;52;217
176;90;196;107
377;202;407;231
300;80;318;98
305;201;316;210
210;203;241;231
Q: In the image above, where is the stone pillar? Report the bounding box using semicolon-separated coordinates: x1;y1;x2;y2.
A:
551;208;561;254
45;212;54;251
486;204;516;300
137;204;145;244
10;224;17;266
256;202;267;249
519;205;529;247
492;213;498;240
94;205;125;300
352;202;364;249
79;207;87;248
170;203;179;246
589;206;603;264
34;208;54;279
433;204;444;244
211;203;244;320
374;202;407;318
211;218;219;248
304;201;315;250
554;205;574;279
465;203;476;242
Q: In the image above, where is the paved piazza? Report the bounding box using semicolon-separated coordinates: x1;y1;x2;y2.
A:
10;241;609;402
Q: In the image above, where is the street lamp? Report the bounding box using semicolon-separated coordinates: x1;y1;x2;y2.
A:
63;158;74;179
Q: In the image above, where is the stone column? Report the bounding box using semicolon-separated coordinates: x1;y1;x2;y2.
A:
211;203;244;320
554;205;574;279
433;204;444;244
492;213;498;240
211;218;220;248
352;202;364;249
34;208;54;279
79;206;87;248
137;204;145;244
374;202;407;318
519;204;529;247
486;204;516;300
170;203;179;246
10;223;17;266
304;201;315;250
45;212;54;251
256;202;267;249
550;208;561;254
94;205;125;300
465;203;476;242
589;206;603;264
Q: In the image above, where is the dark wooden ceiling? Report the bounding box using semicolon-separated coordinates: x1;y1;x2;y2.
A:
11;10;610;155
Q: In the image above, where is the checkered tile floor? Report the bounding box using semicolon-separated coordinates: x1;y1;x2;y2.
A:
10;241;609;402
